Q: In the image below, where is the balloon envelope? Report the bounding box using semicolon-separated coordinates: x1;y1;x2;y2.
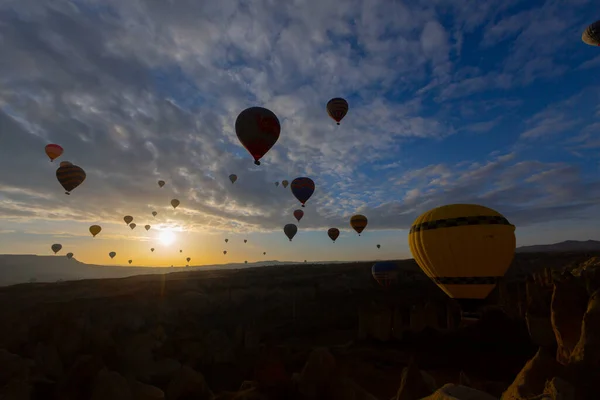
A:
89;225;101;237
124;216;133;225
291;177;315;207
186;257;191;262
235;107;281;165
158;180;165;188
51;244;62;254
284;224;298;241
45;144;63;161
145;225;151;231
582;20;600;46
129;223;136;230
128;260;132;264
282;180;289;188
372;262;399;288
326;98;349;125
56;164;86;194
327;228;340;242
109;251;116;259
152;211;158;217
229;174;238;184
151;248;155;252
171;199;180;209
408;204;516;300
293;209;304;222
66;252;74;259
223;250;227;255
350;215;368;235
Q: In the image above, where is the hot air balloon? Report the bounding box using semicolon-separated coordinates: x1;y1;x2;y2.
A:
244;239;247;243
66;252;74;259
327;228;340;243
89;225;101;237
128;260;133;264
186;257;191;262
291;177;315;207
109;251;116;259
180;249;183;253
263;252;266;255
275;181;279;187
145;225;151;231
350;215;368;236
51;244;62;254
229;174;238;184
326;97;349;125
45;144;63;162
582;20;600;46
158;180;165;188
408;204;516;319
225;238;229;243
245;261;248;264
151;248;155;252
124;216;133;225
377;244;381;249
152;211;158;217
171;199;180;209
223;250;227;255
293;209;304;222
284;224;297;241
235;107;281;165
129;223;136;230
371;262;399;289
56;163;86;195
282;180;289;188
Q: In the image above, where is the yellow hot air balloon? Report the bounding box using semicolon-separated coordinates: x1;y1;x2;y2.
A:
408;204;516;312
124;216;133;225
350;214;368;236
158;180;166;188
171;199;180;209
89;225;101;237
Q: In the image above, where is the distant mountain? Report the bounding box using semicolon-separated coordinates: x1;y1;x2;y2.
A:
516;240;600;254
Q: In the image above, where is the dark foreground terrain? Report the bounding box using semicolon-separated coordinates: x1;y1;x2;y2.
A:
0;252;599;399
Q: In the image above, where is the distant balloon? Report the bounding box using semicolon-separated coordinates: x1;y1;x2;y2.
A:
229;174;238;184
225;238;229;243
186;257;191;262
89;225;101;237
293;209;304;222
45;144;63;162
282;180;289;188
158;180;165;188
275;181;279;187
152;211;158;217
244;239;247;243
180;249;182;253
171;199;180;209
129;223;136;230
284;224;298;241
151;248;155;252
350;215;368;236
377;244;381;249
51;244;62;254
66;252;74;259
263;252;266;255
235;107;281;165
327;228;340;243
372;262;399;289
582;20;600;46
128;260;133;264
245;261;248;264
56;163;86;195
291;177;315;207
223;250;227;255
145;225;151;231
124;216;133;225
408;204;516;312
326;97;349;125
109;251;116;259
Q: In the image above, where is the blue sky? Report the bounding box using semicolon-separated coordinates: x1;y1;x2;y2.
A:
0;0;599;266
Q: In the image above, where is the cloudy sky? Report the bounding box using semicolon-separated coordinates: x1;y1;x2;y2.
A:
1;0;599;267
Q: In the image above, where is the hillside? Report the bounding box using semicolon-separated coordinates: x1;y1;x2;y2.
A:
516;239;600;253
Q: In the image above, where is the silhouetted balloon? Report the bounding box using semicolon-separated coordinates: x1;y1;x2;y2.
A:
151;248;155;252
244;239;247;243
291;177;315;207
109;251;116;259
326;97;349;125
124;216;133;225
66;252;74;259
284;224;298;241
152;211;158;217
582;20;600;46
45;144;63;162
263;252;266;255
223;250;227;255
145;225;151;231
129;223;136;230
408;204;516;302
128;260;132;264
56;163;86;195
245;261;248;264
235;107;281;165
229;174;238;184
282;180;289;188
225;238;229;243
372;262;399;288
186;257;191;262
294;209;304;222
275;181;279;187
327;228;340;242
377;244;381;249
89;225;101;237
158;180;165;188
171;199;180;209
180;249;182;253
350;215;368;236
51;244;62;254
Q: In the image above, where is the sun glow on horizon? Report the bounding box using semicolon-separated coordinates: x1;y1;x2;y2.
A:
158;230;176;246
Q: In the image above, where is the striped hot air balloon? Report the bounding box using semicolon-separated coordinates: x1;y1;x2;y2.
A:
45;144;63;162
582;20;600;46
350;214;368;236
326;98;349;125
56;163;86;195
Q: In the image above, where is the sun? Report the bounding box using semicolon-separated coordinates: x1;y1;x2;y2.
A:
158;230;176;246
